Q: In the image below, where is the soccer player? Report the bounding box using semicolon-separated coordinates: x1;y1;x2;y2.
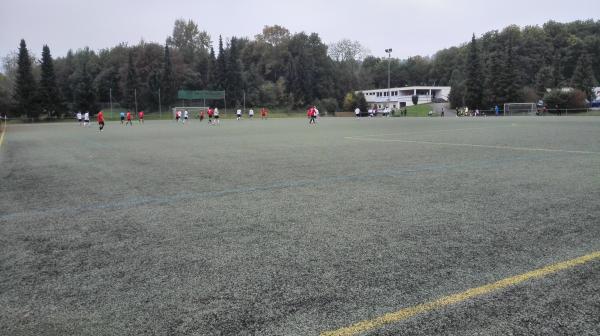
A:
138;111;144;124
207;107;214;125
97;110;105;132
355;107;360;118
199;109;205;122
83;111;90;127
76;111;83;126
308;106;316;125
120;111;125;124
126;111;133;126
183;110;189;124
175;110;181;123
214;107;220;125
314;106;320;122
249;108;254;119
261;107;268;120
236;109;242;120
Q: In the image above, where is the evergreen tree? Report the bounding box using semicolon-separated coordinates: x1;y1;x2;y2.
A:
226;37;244;105
14;39;38;118
356;92;368;112
499;38;520;103
207;46;216;89
484;48;505;106
161;44;176;106
464;34;483;109
571;53;597;101
216;35;227;90
73;63;97;113
123;51;138;110
448;69;464;108
534;66;555;98
39;45;64;117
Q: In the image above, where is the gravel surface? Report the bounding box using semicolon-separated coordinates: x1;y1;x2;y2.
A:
1;117;599;335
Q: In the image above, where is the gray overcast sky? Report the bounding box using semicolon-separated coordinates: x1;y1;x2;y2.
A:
1;0;598;63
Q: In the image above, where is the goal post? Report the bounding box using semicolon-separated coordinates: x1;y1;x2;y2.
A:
176;90;226;117
172;106;208;119
503;103;537;116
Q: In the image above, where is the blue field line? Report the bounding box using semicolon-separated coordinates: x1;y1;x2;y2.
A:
0;153;565;222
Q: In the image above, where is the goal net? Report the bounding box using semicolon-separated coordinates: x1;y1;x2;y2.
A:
172;106;208;119
503;103;537;116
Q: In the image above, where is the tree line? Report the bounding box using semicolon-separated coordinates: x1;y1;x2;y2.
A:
1;19;599;119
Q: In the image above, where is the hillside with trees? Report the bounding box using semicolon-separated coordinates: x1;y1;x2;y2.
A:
1;19;599;118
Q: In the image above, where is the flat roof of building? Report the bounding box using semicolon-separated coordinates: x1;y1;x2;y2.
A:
359;86;451;92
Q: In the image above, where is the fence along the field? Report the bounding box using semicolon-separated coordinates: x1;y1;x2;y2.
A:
459;107;600;116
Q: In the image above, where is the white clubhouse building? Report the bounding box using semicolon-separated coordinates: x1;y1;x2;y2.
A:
357;86;451;109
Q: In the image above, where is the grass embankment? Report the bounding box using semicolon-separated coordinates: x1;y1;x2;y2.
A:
399;103;436;117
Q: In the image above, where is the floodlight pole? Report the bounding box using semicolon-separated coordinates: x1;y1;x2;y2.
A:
134;89;138;113
109;88;113;120
243;90;246;112
158;88;162;119
385;48;392;108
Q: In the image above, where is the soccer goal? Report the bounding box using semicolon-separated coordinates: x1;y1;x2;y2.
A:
503;103;537;116
172;106;208;119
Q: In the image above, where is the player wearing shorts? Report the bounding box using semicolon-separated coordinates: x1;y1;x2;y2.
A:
126;111;133;126
76;111;83;126
138;111;144;124
249;109;254;119
214;108;220;125
199;110;205;122
175;110;181;123
183;110;189;124
97;111;105;132
308;106;316;124
83;111;90;127
261;108;268;120
207;108;214;125
120;111;125;124
236;109;242;120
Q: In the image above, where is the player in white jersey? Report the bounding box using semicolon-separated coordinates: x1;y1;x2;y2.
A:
183;110;189;124
248;109;254;119
76;112;83;126
236;109;242;120
83;111;90;126
214;108;220;125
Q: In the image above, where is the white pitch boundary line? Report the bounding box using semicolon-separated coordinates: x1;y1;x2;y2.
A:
344;136;600;155
354;125;517;138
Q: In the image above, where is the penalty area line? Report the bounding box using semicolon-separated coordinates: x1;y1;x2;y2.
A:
321;251;600;336
344;136;600;155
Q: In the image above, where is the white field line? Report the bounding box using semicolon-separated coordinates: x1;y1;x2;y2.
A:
354;125;517;138
344;136;600;155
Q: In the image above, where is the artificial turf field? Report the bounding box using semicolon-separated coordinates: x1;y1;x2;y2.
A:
1;116;599;335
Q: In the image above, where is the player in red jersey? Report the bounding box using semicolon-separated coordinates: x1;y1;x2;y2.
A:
261;107;268;120
125;111;133;126
207;107;214;125
308;106;316;124
138;111;144;124
97;111;105;132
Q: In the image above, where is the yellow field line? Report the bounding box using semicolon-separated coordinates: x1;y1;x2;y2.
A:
344;137;600;155
321;251;600;336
